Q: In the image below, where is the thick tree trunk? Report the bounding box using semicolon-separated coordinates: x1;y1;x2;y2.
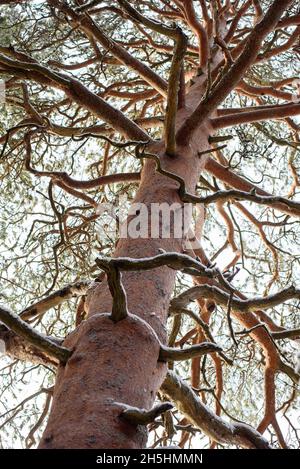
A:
39;123;212;448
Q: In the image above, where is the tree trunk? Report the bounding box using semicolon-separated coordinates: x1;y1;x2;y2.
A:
39;124;212;448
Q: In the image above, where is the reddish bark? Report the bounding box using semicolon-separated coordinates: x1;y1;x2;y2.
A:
39;127;211;448
1;0;296;450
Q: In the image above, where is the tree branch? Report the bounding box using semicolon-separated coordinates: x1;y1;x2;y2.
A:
181;0;209;69
20;280;90;321
212;102;300;129
164;29;187;156
95;259;128;322
116;0;187;156
272;328;300;340
95;252;218;279
120;402;173;426
171;306;233;366
171;284;300;314
204;157;300;217
0;52;149;141
0;326;59;366
24;133;141;189
159;342;222;362
161;371;271;448
136;146;300;216
176;0;294;143
0;306;71;364
48;0;168;98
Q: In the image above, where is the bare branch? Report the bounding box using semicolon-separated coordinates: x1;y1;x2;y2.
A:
95;259;128;322
176;0;294;143
48;0;168;97
0;305;71;364
159;342;222;362
0;326;59;366
120;402;173;426
164;29;187;156
181;0;209;69
20;281;90;321
278;360;300;384
171;306;233;366
0;52;149;141
136;146;300;216
272;328;300;340
171;284;300;314
204;157;300;217
212;103;300;129
116;0;187;155
161;371;271;449
95;252;218;280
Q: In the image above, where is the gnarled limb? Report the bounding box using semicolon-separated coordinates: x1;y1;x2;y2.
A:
204;157;300;217
120;402;173;426
171;283;300;314
161;371;271;449
0;306;71;364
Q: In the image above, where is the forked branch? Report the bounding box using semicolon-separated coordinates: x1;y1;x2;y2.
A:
176;0;294;143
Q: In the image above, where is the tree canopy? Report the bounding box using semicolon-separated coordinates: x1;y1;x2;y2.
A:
0;0;300;449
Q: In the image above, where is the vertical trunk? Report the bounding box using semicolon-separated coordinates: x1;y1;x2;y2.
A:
39;128;211;448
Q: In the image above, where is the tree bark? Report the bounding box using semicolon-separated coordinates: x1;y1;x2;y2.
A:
38;122;212;448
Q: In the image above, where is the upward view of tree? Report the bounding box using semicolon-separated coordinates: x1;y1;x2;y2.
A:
0;0;300;450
